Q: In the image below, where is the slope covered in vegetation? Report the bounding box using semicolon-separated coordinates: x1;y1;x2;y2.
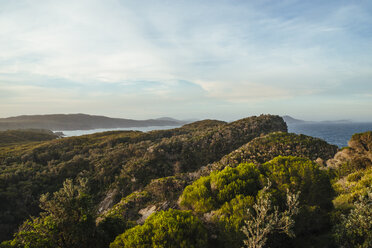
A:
0;115;286;242
0;129;58;146
1;116;371;248
327;131;372;247
97;131;339;247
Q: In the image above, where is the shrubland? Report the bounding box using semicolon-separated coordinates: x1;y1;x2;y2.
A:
1;116;371;247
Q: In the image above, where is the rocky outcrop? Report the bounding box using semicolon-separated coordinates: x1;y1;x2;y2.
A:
327;131;372;171
328;131;372;209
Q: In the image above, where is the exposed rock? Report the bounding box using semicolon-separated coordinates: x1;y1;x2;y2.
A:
137;205;157;224
327;131;372;171
97;189;118;214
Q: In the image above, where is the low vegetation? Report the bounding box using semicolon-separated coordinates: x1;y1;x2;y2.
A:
0;116;371;247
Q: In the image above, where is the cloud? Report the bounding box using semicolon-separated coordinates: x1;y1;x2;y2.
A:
0;0;372;119
194;80;291;102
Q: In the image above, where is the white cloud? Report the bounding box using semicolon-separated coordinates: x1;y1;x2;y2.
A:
195;80;291;102
0;0;371;119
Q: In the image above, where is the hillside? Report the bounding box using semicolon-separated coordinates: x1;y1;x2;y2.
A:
100;131;339;245
0;114;186;131
0;129;59;146
0;114;286;242
0;116;371;248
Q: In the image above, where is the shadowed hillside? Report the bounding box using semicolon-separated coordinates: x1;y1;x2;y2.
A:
0;129;58;146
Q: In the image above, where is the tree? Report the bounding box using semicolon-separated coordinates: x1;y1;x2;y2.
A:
241;181;300;248
6;178;97;248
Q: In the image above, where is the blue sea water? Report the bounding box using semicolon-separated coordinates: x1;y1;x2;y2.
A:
287;122;372;148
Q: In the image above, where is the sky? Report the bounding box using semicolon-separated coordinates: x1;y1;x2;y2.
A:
0;0;372;121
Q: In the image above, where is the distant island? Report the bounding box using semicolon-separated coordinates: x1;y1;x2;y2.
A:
0;114;187;131
282;115;353;124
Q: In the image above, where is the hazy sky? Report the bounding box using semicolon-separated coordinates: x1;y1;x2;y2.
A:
1;0;372;121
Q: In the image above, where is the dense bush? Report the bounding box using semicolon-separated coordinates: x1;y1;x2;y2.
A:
180;156;334;247
262;156;334;210
180;163;261;213
0;129;58;146
333;167;372;209
200;132;338;176
3;178;97;248
110;209;207;248
333;187;372;248
0;115;286;242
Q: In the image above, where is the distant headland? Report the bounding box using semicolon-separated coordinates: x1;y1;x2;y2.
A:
0;114;187;131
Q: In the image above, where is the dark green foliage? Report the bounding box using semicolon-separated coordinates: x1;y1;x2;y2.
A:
327;132;372;247
0;115;286;241
96;215;135;248
202;132;338;176
240;183;300;248
262;156;334;210
333;188;372;248
110;209;208;248
4;178;97;248
262;156;335;243
213;195;255;248
102;131;339;243
181;119;226;130
180;163;261;213
180;156;334;247
0;129;58;146
4;117;370;247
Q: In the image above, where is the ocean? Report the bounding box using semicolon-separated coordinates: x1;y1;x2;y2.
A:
287;122;372;148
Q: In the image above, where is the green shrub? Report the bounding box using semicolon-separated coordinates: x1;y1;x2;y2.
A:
110;209;208;248
333;167;372;209
262;156;334;210
4;178;96;248
180;156;334;247
180;163;261;213
333;187;372;248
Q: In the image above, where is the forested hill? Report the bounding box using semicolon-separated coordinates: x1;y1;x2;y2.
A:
0;114;286;242
1;115;371;248
0;114;186;131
